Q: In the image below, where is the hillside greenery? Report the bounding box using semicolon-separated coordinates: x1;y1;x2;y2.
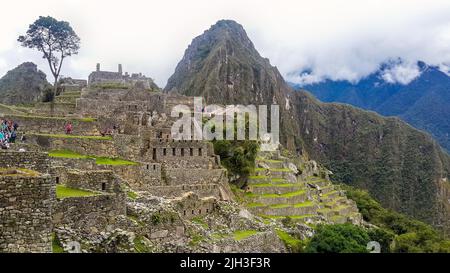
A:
342;185;450;253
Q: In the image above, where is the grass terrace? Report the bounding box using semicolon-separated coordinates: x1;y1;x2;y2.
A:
49;149;138;166
10;114;96;122
233;230;259;241
34;133;110;140
249;190;306;199
293;201;314;208
56;184;98;199
252;183;300;188
276;229;303;252
256;157;284;163
260;214;316;220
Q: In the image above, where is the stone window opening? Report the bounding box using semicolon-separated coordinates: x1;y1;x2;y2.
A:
163;148;167;156
199;148;202;156
56;177;60;184
191;210;194;215
181;148;184;156
152;148;157;160
206;209;209;213
146;164;149;170
190;148;193;156
153;165;156;170
172;148;176;156
101;182;106;191
183;210;186;216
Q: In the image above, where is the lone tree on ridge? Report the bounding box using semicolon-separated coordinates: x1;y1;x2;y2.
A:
18;16;80;115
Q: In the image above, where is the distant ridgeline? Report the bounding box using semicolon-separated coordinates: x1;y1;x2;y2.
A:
290;62;450;152
164;20;450;233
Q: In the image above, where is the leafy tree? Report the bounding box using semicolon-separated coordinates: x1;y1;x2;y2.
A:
213;139;259;186
305;224;370;253
18;16;80;114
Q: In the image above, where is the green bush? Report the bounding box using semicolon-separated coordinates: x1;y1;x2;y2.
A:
305;224;370;253
213;139;259;184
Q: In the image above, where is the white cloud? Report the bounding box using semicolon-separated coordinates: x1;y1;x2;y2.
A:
0;0;450;87
380;61;421;85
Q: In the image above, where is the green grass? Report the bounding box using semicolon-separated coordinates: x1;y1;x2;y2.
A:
252;183;299;188
269;168;292;172
247;202;265;208
127;191;138;200
251;190;306;199
48;150;89;159
134;236;151;253
293;201;314;208
191;216;209;229
56;184;98;199
48;149;137;166
276;229;304;252
52;233;64;253
95;157;138;165
260;214;316;220
233;230;259;241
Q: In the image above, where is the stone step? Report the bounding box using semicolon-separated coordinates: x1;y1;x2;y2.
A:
319;185;336;194
304;178;329;188
250;202;318;216
249;190;307;205
250;184;305;195
253;169;295;179
256;159;285;169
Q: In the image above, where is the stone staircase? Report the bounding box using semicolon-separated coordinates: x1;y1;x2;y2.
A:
244;151;362;225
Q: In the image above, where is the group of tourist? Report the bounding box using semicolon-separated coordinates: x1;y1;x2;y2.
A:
0;119;19;149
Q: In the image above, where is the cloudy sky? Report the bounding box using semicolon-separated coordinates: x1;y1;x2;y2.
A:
1;0;450;87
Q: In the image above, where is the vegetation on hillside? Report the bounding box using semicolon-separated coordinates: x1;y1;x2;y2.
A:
342;185;450;253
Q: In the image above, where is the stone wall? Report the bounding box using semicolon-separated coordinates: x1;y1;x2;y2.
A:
53;193;126;233
147;184;221;199
0;172;54;253
0;150;51;173
25;134;117;158
165;168;227;186
4;114;101;136
113;163;162;190
28;102;77;116
65;170;121;193
170;192;216;219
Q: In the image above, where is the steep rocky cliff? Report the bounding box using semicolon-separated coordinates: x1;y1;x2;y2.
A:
0;62;51;105
164;20;450;232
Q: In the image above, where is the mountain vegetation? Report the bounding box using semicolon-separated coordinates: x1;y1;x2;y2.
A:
291;62;450;151
164;19;450;233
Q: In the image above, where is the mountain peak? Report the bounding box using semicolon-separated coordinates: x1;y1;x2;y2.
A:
164;19;284;104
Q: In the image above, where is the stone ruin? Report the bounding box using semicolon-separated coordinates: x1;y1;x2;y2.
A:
88;63;157;90
0;65;363;253
0;67;233;252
